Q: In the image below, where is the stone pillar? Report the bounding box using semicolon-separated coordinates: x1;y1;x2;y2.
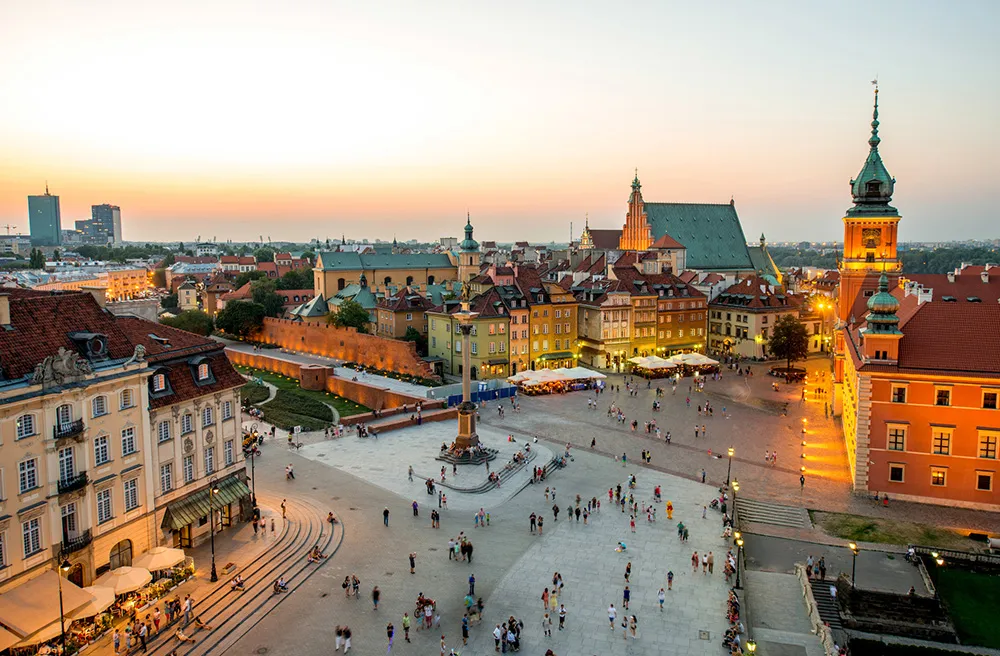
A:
454;305;480;449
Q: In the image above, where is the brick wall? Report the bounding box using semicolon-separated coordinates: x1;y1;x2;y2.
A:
251;318;436;379
225;350;446;413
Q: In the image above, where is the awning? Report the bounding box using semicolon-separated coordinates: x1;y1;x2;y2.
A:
133;546;186;571
93;567;151;595
13;620;63;647
537;351;573;361
0;570;94;637
161;475;250;531
486;358;508;366
0;626;19;652
68;586;116;619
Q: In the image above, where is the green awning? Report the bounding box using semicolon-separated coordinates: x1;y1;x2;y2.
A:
537;351;573;361
161;475;249;531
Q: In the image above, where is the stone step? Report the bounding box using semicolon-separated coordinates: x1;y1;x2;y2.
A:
808;579;844;630
735;497;811;529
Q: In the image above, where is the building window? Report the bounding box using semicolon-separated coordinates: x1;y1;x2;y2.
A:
16;414;36;439
225;440;234;466
455;340;461;354
930;468;947;487
120;389;135;410
22;517;42;557
58;447;75;483
197;363;210;381
499;341;506;353
152;374;166;393
0;533;5;568
205;447;215;475
123;478;139;511
489;342;496;354
564;309;571;319
406;313;413;321
887;427;906;451
181;414;193;435
160;463;173;493
121;426;137;456
935;388;951;406
984;391;998;410
18;458;38;493
183;455;194;483
222;400;233;421
202;407;214;427
979;433;998;459
471;343;478;355
891;386;906;403
932;430;951;455
976;471;993;492
92;395;108;417
431;336;437;348
96;489;113;524
542;340;549;351
888;463;904;483
109;539;132;569
95;435;110;465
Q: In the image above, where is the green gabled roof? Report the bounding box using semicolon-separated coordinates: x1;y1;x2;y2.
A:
316;252;454;271
643;202;753;270
331;284;378;309
290;293;329;318
747;245;781;281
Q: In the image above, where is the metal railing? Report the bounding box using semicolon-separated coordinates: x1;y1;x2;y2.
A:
53;419;85;440
62;529;93;554
58;471;89;495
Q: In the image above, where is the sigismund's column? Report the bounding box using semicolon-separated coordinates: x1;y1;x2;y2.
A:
454;298;480;449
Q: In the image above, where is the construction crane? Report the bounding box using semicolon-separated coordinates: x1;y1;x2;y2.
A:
1;224;15;235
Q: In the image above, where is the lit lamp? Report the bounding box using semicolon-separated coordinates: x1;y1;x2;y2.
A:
209;477;220;582
57;555;72;653
801;418;808;434
849;542;860;588
746;639;757;653
932;551;944;566
726;447;735;485
735;536;745;590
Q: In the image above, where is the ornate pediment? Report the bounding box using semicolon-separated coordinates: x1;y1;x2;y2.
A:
32;347;93;389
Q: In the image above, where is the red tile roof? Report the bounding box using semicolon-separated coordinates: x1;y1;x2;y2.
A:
650;234;685;250
587;229;622;250
220;282;253;302
712;276;801;310
379;293;435;313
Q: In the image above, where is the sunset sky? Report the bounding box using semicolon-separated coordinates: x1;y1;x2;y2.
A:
1;1;998;244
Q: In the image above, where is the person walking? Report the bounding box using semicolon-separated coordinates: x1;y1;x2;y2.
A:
623;585;631;610
552;504;560;521
343;626;352;654
402;614;411;643
541;588;550;610
462;614;470;646
183;595;193;626
708;551;715;574
138;620;148;652
800;474;806;490
386;623;395;653
608;603;617;630
658;587;666;611
281;499;287;518
469;574;476;596
113;629;121;654
667;570;674;590
558;603;567;630
383;507;390;527
409;552;416;574
624;561;632;583
542;613;552;637
493;624;503;652
413;500;419;517
408;465;414;482
372;585;381;610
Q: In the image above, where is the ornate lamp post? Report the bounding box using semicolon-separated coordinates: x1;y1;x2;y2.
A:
849;542;859;589
726;447;735;485
453;286;480;450
735;535;744;590
209;477;220;582
731;480;740;529
57;554;72;652
746;639;757;654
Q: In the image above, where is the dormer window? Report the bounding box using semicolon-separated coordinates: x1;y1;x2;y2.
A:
152;373;167;392
197;363;210;380
865;180;881;196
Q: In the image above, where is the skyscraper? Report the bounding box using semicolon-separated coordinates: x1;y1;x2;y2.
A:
91;203;122;244
27;183;62;246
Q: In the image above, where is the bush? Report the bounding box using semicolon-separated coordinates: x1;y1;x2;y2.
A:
258;406;328;432
240;381;270;405
161;310;213;336
267;389;333;422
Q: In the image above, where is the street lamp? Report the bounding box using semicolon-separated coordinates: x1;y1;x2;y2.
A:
735;536;744;590
746;639;757;654
209;477;220;582
932;551;944;566
57;555;71;653
726;447;735;485
849;542;859;589
731;480;740;530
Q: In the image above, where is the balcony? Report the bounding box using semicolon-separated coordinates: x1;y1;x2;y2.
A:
58;471;89;495
62;529;92;555
53;419;85;441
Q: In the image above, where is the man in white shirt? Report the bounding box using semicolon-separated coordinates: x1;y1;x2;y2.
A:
608;603;617;629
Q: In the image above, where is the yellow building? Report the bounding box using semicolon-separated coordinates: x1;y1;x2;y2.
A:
0;288;247;598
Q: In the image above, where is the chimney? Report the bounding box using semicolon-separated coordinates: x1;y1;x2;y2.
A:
947;272;955;283
81;285;108;309
982;270;990;283
0;293;10;326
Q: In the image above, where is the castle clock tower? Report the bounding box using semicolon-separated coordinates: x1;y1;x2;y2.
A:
837;87;902;324
619;171;653;251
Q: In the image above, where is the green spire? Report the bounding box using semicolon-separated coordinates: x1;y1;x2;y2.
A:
865;272;901;334
460;212;479;252
848;86;897;217
632;168;641;192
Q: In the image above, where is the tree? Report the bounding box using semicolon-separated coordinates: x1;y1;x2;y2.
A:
767;314;810;370
160;293;178;310
327;299;370;333
402;326;427;356
253;247;276;263
151;269;167;288
250;279;285;317
53;248;61;261
215;301;266;337
301;250;316;261
276;268;312;290
234;270;267;288
28;248;45;269
160;310;214;336
161;252;176;267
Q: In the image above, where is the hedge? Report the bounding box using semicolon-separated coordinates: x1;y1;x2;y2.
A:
240;382;270;405
258;406;328;432
268;389;333;422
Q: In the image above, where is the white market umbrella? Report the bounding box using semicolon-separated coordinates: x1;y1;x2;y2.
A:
133;547;186;571
93;566;151;595
13;620;63;647
67;586;116;620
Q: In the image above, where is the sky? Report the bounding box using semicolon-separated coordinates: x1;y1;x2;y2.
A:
1;0;998;245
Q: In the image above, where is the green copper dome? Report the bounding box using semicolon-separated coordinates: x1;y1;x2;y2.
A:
866;273;901;334
848;89;898;218
459;213;479;252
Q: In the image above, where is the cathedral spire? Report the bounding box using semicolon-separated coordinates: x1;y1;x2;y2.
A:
632;168;641;192
848;85;896;216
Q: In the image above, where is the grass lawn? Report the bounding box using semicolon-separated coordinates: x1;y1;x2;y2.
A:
240;381;270;405
934;569;1000;648
236;366;370;418
811;511;982;551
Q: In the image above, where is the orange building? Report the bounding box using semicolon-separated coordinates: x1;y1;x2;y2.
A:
835;90;1000;510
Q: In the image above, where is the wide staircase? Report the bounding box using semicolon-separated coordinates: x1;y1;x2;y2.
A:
420;450;537;494
808;578;844;631
735;497;811;529
435;446;498;466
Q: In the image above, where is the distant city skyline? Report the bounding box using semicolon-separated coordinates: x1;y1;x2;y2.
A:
2;1;998;244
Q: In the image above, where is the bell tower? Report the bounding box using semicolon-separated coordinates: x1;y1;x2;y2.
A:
837;86;902;324
457;213;481;283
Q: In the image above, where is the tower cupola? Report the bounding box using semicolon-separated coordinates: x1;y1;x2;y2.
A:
848;87;897;217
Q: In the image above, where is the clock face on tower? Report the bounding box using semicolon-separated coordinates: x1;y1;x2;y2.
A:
862;228;881;249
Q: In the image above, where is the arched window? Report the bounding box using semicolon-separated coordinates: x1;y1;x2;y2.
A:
406;276;414;286
337;278;346;291
427;275;435;285
56;404;73;430
92;395;108;417
109;539;133;569
119;389;134;410
383;276;392;286
470;366;478;380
